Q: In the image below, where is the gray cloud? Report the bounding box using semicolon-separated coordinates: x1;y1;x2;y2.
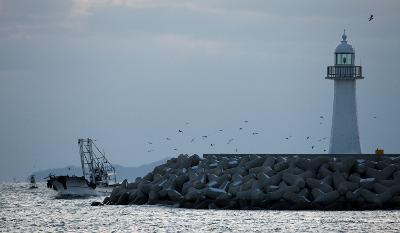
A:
0;0;399;181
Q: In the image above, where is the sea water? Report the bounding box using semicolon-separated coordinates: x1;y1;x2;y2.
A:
1;182;399;232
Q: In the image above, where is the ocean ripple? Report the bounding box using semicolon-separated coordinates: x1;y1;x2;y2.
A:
1;182;400;232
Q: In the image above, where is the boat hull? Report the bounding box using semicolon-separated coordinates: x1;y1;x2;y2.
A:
47;176;102;197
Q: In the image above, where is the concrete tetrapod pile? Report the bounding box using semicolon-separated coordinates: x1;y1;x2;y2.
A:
103;154;400;210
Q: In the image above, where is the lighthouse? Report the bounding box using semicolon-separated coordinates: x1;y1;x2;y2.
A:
326;31;364;154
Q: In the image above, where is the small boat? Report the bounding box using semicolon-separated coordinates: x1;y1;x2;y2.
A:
29;175;38;189
46;138;118;197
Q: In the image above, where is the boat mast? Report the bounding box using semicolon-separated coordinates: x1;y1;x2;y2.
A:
79;138;96;184
78;138;117;185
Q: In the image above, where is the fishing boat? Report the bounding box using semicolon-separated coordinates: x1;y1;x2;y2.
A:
29;175;38;189
46;138;118;197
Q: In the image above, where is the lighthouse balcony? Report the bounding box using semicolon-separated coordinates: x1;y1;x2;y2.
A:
326;66;363;80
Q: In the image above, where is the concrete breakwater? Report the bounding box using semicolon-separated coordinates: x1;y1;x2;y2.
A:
103;154;400;210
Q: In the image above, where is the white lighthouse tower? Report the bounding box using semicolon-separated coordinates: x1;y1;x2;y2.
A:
326;31;364;154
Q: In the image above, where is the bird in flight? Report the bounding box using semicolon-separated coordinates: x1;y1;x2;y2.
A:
373;116;377;119
178;130;183;133
369;14;374;21
166;137;171;141
320;116;324;119
252;132;259;135
173;148;178;151
239;127;243;130
311;145;315;149
147;142;152;145
147;149;154;152
244;120;249;123
219;129;224;132
210;143;215;147
202;135;208;139
185;122;190;125
190;138;195;143
227;138;234;144
306;136;310;140
323;149;327;152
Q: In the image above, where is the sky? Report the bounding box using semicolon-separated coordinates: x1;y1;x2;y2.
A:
0;0;399;181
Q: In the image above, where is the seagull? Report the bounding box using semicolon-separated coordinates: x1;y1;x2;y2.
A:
244;120;249;123
306;136;310;140
219;129;224;132
239;127;243;130
318;137;328;142
252;132;259;135
178;130;183;133
285;137;289;140
320;116;324;119
202;135;208;139
369;14;374;21
227;138;234;144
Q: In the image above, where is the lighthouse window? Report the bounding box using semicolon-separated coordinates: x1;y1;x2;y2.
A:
336;53;352;65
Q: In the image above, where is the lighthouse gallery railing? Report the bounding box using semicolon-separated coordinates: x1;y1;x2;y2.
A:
326;66;363;79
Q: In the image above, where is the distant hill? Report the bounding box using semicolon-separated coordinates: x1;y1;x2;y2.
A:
32;158;169;182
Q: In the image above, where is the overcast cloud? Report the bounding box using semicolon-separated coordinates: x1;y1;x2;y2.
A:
0;0;399;180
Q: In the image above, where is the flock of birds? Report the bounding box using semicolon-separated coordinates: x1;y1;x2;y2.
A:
145;116;333;154
146;120;253;153
145;14;376;155
146;111;379;154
